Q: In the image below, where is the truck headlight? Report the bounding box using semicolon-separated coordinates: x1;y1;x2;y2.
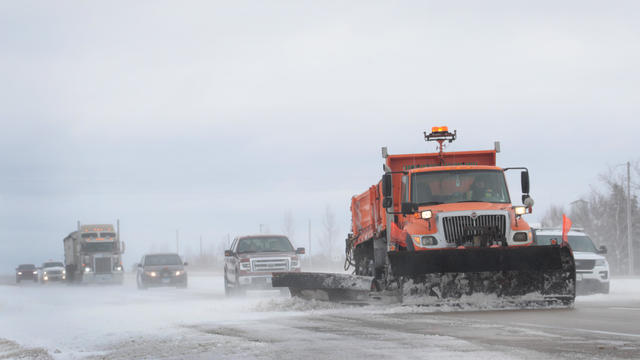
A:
291;258;300;268
240;262;251;270
43;271;47;275
514;206;526;216
513;232;528;242
595;259;607;267
33;271;37;275
115;265;123;271
62;270;66;274
412;235;437;246
17;272;22;275
175;270;183;276
84;267;91;273
421;210;432;219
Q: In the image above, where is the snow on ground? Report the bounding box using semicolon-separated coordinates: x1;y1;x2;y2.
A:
0;275;638;359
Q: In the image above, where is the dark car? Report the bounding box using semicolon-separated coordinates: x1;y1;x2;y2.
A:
136;253;188;289
16;264;38;283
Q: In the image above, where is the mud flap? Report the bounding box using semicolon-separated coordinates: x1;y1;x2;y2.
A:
388;244;576;306
272;272;375;302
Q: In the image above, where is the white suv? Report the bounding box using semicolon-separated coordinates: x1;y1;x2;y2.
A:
533;228;609;294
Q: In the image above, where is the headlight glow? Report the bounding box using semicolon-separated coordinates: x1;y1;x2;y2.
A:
175;270;182;276
17;272;22;275
148;271;157;277
421;210;433;219
43;271;47;275
514;206;526;216
62;270;66;274
33;271;37;275
84;267;91;273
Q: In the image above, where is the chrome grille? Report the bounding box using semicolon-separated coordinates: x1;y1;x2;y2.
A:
47;270;62;275
442;214;507;245
95;257;112;274
251;258;289;272
575;259;595;271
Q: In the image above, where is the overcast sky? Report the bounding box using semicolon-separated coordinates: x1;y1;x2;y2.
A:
1;1;639;272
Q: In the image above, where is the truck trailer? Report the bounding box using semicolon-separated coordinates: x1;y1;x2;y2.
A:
274;127;576;307
64;222;125;284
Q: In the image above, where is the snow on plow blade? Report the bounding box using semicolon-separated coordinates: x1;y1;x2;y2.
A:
389;244;576;306
272;272;374;302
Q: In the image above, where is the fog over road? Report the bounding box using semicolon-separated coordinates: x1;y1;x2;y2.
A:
1;274;639;359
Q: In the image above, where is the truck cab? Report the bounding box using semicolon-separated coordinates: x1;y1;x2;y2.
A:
394;165;532;250
64;223;125;284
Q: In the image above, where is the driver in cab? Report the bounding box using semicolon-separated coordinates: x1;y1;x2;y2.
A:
466;177;498;202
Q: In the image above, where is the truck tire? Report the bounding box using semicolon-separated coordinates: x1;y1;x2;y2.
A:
137;276;147;290
224;272;231;296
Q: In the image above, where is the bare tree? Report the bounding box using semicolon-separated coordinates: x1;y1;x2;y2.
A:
540;204;565;227
282;210;295;243
319;205;339;260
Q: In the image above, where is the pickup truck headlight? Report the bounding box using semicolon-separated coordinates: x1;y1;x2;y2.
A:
595;259;607;267
17;272;22;275
291;258;300;268
84;267;91;273
175;270;183;276
239;262;251;271
145;271;157;277
33;271;37;275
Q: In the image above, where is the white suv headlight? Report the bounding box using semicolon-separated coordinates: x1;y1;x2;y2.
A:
595;259;607;267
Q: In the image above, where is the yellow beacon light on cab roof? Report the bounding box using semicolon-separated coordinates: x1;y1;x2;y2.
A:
431;126;448;133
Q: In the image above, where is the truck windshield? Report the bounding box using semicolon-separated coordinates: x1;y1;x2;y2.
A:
81;242;115;252
43;262;64;268
237;237;294;253
145;254;182;266
411;170;510;205
100;232;116;238
81;233;97;239
18;264;36;270
535;235;598;253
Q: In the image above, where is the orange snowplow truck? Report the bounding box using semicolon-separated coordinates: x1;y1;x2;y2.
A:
274;128;575;306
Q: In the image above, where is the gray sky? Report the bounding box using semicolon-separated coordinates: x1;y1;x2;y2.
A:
1;1;639;272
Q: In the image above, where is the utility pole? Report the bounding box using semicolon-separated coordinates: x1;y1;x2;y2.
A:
308;219;312;267
176;230;180;255
627;161;634;276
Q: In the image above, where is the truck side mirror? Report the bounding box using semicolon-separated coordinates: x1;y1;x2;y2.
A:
401;202;417;214
296;247;305;255
521;171;530;194
382;174;392;197
598;245;608;254
224;250;233;257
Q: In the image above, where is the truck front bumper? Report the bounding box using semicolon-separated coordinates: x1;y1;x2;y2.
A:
82;272;124;284
576;266;609;294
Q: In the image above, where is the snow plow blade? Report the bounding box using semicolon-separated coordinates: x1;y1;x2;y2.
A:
389;244;576;306
272;272;374;302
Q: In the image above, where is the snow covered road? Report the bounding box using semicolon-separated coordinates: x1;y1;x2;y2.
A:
0;274;639;359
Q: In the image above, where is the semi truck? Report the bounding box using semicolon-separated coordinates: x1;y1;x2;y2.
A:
63;222;125;284
274;127;576;306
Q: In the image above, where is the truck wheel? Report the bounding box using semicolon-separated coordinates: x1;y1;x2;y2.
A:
224;272;231;296
137;277;147;290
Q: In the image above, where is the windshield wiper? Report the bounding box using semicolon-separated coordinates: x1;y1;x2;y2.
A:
418;201;444;206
